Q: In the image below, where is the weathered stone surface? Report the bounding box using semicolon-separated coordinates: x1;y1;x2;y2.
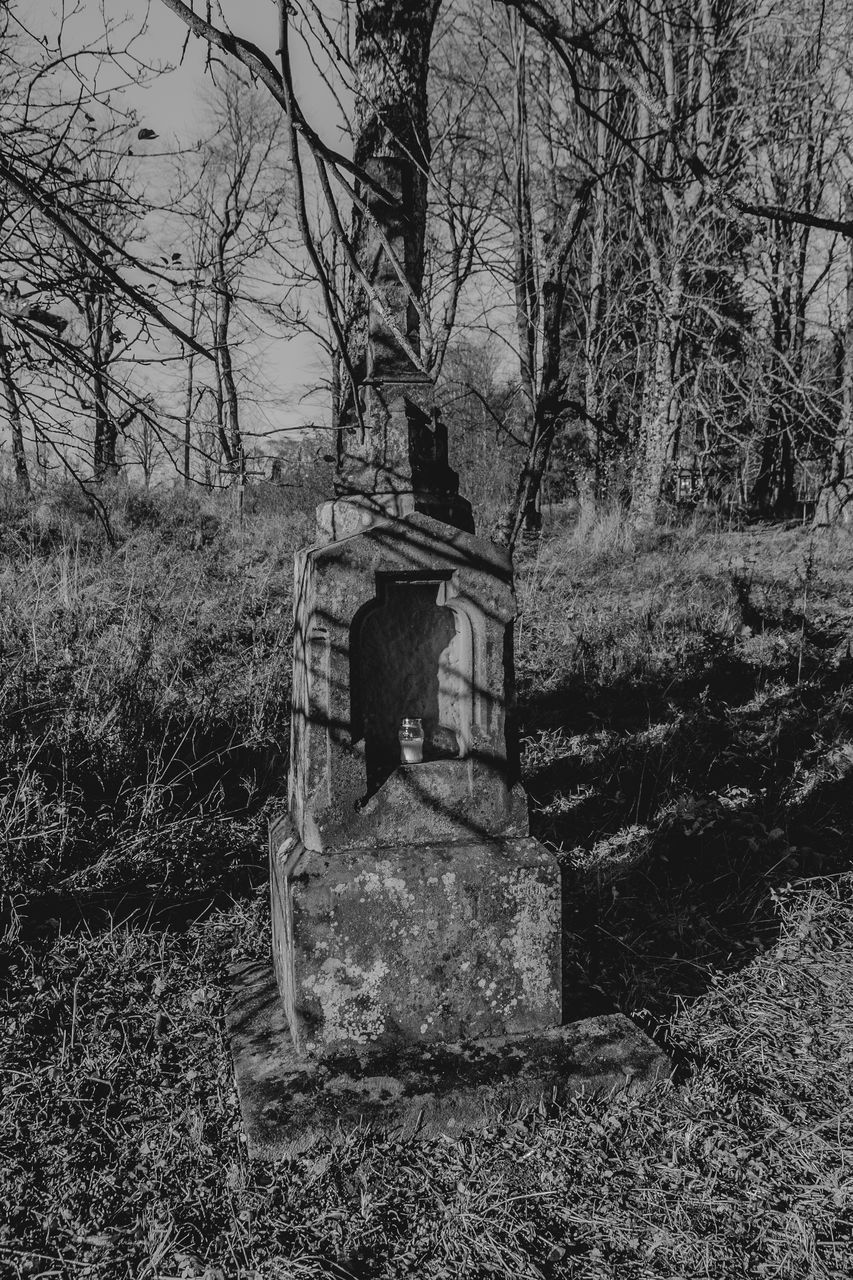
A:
336;379;471;526
317;493;473;545
270;815;561;1055
288;510;522;854
228;959;671;1161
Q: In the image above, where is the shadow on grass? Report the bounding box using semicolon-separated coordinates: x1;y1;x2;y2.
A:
5;741;278;943
3;706;286;940
10;520;852;1054
520;627;853;1025
10;869;269;942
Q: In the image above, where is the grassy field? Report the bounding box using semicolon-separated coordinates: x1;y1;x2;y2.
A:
2;486;853;1278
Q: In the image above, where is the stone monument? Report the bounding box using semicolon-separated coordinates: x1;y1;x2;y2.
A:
228;157;666;1159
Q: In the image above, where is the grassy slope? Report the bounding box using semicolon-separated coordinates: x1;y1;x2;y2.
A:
2;493;853;1279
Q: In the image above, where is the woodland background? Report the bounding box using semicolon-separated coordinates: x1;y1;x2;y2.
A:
4;0;853;536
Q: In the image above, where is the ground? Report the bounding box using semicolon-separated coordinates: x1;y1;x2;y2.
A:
1;486;852;1278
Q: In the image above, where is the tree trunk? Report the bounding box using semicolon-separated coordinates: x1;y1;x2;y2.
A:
752;317;797;518
0;321;29;492
628;0;691;529
580;56;609;503
183;281;198;488
213;243;239;474
509;14;538;428
501;236;570;549
815;194;853;525
752;213;807;520
92;369;116;480
631;257;684;527
493;12;540;549
90;293;118;481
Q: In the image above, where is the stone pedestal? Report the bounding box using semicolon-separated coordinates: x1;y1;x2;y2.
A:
270;815;561;1055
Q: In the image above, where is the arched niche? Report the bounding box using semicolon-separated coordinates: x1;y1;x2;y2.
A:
350;575;482;796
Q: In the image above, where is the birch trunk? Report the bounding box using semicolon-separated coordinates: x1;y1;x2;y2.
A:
213;238;240;474
815;193;853;524
581;57;609;503
90;293;118;481
632;257;684;526
0;320;29;492
183;282;198;488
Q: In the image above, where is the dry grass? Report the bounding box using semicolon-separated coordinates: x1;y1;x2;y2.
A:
517;515;853;1018
3;879;852;1278
0;483;302;901
2;491;853;1277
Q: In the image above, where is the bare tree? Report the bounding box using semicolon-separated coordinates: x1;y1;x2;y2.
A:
0;1;208;495
172;71;289;485
742;0;852;517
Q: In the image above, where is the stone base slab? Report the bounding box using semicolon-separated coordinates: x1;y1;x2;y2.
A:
227;959;670;1161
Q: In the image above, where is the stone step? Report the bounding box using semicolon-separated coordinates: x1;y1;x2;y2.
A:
228;959;670;1160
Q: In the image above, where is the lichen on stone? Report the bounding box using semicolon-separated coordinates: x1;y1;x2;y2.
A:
301;955;389;1045
508;873;560;1012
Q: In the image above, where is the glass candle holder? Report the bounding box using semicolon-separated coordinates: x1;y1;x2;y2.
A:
398;717;425;764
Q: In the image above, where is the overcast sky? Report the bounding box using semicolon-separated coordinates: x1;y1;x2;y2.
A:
23;0;346;445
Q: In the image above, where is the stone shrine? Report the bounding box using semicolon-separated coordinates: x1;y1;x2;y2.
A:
228;156;665;1158
271;452;561;1061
